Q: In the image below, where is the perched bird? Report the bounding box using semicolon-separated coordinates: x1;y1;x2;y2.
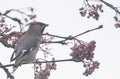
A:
10;21;48;71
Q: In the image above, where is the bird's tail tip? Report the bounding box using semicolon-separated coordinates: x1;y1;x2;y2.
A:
12;66;18;72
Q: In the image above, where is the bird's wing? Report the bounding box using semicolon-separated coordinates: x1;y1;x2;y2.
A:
10;47;34;62
10;34;39;62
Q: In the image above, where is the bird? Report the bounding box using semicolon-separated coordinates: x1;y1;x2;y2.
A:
10;21;48;72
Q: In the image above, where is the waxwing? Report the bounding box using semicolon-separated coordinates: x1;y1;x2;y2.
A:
10;21;48;71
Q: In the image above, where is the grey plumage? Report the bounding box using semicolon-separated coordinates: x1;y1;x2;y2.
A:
10;21;48;71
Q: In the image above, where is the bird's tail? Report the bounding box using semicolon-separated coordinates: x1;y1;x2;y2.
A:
12;66;18;72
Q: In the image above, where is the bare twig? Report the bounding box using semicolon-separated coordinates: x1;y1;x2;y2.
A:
36;58;74;63
0;59;74;68
1;13;23;26
43;33;67;39
42;40;67;45
44;25;103;39
100;0;120;14
0;62;14;79
74;25;103;37
43;25;103;44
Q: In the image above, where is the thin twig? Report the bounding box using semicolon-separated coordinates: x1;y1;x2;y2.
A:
74;25;103;37
35;58;74;63
42;40;67;44
1;14;23;26
43;25;103;44
100;0;120;14
0;59;74;68
43;33;67;39
0;62;14;79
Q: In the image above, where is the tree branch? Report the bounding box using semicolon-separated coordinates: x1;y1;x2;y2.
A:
100;0;120;14
43;25;103;44
44;25;103;39
74;25;103;37
0;62;14;79
1;12;23;26
43;33;67;39
0;59;75;68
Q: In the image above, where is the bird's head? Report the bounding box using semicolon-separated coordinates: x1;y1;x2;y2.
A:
26;21;48;35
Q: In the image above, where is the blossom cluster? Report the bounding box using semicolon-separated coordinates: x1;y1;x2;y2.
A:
34;58;57;79
79;1;103;20
114;16;120;28
70;39;100;76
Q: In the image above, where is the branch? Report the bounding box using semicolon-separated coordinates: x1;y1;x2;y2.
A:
100;0;120;14
36;58;74;63
0;62;14;79
44;25;103;39
0;59;75;68
43;33;67;39
74;25;103;37
1;12;23;26
43;25;103;44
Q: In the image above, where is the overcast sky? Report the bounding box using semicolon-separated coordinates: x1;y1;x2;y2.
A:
0;0;120;79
